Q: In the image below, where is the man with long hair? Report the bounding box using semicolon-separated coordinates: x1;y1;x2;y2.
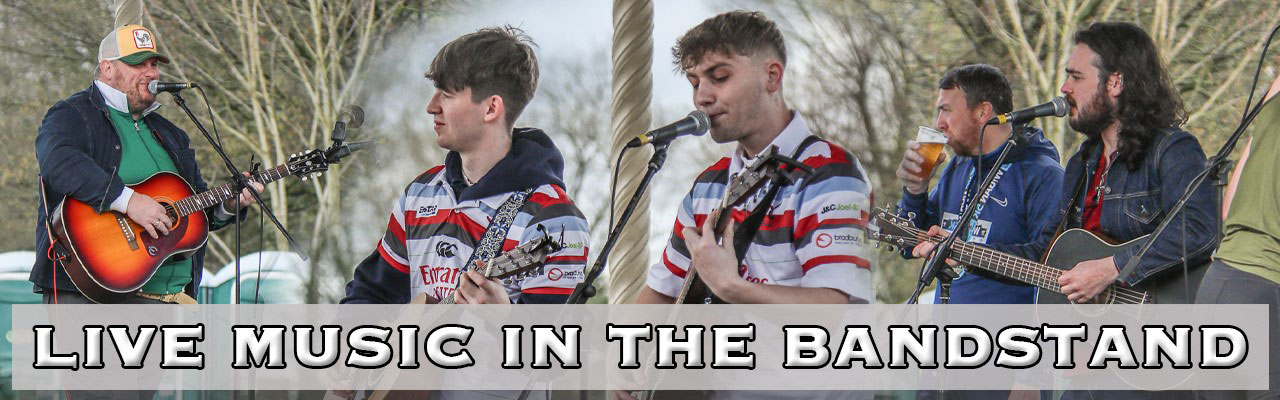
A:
917;21;1217;399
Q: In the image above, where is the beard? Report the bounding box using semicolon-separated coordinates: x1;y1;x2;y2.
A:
125;86;155;114
1068;90;1116;141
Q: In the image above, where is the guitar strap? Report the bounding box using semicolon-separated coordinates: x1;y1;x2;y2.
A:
37;177;68;263
731;135;821;264
459;187;534;276
1053;146;1093;240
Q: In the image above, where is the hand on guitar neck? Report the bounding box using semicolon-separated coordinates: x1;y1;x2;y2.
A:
909;225;961;268
454;263;512;304
218;171;267;213
912;225;1119;303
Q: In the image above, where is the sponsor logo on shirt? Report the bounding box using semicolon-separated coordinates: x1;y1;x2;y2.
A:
417;205;438;217
435;242;457;258
817;232;863;248
821;203;860;214
816;233;833;248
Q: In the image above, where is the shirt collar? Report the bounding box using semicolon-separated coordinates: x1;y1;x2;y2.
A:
426;164;511;209
728;111;811;176
94;80;161;118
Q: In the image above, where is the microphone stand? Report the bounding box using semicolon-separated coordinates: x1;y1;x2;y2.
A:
1117;95;1264;285
566;143;669;305
907;122;1027;305
170;91;307;399
513;144;670;400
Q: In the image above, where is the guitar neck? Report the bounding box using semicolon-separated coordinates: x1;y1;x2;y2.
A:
439;239;553;305
172;164;291;217
945;239;1064;293
894;226;1065;293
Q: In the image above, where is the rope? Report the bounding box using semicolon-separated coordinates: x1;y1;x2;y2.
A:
605;0;654;304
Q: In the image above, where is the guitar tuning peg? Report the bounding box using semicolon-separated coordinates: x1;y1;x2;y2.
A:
301;176;308;181
502;278;513;286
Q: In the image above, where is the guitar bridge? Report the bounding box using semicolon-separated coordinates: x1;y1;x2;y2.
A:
116;213;140;251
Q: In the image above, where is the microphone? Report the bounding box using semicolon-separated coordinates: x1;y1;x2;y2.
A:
147;80;197;95
987;97;1068;125
626;110;710;147
324;139;380;161
330;105;365;144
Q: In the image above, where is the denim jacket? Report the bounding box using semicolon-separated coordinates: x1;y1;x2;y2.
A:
988;128;1218;286
32;83;243;297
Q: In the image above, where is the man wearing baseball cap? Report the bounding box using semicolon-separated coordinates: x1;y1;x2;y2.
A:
32;24;262;312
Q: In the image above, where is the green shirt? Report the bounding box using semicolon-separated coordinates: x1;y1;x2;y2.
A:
1217;96;1280;285
108;108;193;294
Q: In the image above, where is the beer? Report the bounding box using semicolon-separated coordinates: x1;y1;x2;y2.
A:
915;126;947;178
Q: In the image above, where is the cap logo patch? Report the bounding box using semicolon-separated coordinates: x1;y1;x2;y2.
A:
132;29;154;49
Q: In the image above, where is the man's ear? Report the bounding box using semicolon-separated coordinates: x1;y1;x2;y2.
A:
1107;72;1124;98
484;95;505;125
98;60;113;79
973;101;996;123
764;59;785;94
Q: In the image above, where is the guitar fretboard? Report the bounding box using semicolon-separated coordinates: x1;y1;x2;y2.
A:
171;165;291;217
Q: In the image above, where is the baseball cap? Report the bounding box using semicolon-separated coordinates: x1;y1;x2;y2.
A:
97;25;170;65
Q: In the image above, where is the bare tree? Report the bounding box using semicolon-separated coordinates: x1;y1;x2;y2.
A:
122;1;435;301
0;1;114;252
768;0;966;303
938;0;1280;153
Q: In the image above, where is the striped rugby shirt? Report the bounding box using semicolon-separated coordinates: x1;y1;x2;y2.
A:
374;165;591;302
647;113;875;302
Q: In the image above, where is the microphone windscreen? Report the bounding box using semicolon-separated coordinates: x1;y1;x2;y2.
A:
689;110;710;136
343;105;366;129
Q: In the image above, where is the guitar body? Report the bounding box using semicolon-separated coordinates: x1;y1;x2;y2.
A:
50;172;208;303
1037;228;1206;305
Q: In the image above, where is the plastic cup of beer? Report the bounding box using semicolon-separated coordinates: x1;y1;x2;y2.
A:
915;126;948;178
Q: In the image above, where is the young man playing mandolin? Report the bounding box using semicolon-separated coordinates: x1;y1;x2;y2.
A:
635;10;874;306
33;24;263;306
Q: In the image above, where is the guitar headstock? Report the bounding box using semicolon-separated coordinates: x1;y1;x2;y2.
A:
868;206;919;250
286;149;331;181
721;146;781;209
486;225;566;284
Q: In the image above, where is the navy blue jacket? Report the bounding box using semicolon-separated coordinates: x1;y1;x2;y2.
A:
899;126;1063;304
987;128;1218;287
32;83;241;298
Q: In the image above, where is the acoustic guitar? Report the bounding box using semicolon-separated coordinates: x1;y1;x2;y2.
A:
869;206;1205;306
48;148;336;303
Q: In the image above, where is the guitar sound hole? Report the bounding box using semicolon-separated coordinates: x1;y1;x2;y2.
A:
160;203;179;225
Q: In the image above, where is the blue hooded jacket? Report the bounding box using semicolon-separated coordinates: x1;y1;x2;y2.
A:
898;126;1063;304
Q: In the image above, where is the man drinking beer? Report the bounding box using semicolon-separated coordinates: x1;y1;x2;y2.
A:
895;63;1063;400
896;64;1064;306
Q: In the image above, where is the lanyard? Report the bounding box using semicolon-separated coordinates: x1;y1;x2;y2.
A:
958;162;1011;241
